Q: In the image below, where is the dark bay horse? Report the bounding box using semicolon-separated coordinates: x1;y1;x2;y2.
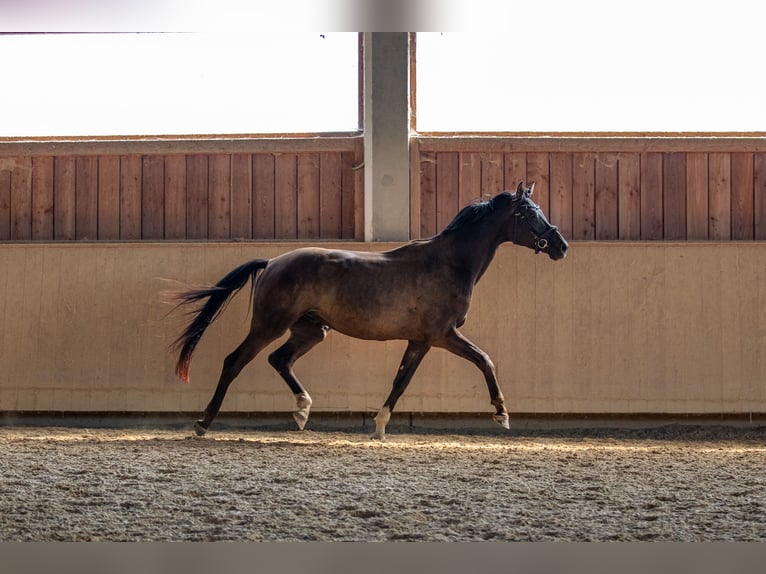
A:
171;182;568;439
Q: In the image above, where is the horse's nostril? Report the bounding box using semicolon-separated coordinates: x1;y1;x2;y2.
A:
561;242;569;252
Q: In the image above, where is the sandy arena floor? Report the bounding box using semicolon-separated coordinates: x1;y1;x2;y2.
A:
1;422;765;541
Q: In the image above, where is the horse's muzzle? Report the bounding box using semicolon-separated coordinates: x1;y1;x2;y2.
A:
547;233;569;261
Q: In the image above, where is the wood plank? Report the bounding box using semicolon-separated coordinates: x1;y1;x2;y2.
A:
504;152;526;191
458;152;482;208
141;156;165;240
572;153;596;240
31;156;54;240
297;153;320;239
686;152;709;240
526;152;549;214
663;152;686;240
708;153;731;240
436;152;459;231
341;151;356;239
209;154;231;240
409;139;421;240
319;151;342;239
617;153;641;240
10;156;33;240
230;154;252;239
730;153;754;240
755;153;766;240
119;155;142;240
481;153;504;199
163;155;186;240
274;153;297;239
97;156;120;240
185;154;208;240
549;153;573;239
595;153;618;240
640;152;663;240
419;151;437;238
0;161;10;240
53;156;76;240
75;157;99;240
353;140;365;240
253;154;275;239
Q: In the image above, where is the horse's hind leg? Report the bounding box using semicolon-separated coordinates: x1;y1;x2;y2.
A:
268;315;329;430
435;327;510;430
195;329;282;436
372;341;430;440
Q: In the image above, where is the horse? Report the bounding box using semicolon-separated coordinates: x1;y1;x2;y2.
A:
170;182;569;439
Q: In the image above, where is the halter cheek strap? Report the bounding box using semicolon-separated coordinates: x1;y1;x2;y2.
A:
512;209;558;253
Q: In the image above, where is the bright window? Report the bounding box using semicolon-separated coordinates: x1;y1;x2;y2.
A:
0;32;360;137
416;3;766;133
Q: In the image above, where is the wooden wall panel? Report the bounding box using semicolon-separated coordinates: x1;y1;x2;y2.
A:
297;153;320;239
275;153;298;239
319;151;342;238
209;154;231;240
230;154;252;240
141;155;165;240
98;156;120;240
119;155;142;240
10;157;32;240
185;155;208;240
54;157;76;240
435;152;459;231
253;154;276;239
31;156;54;240
164;155;187;240
416;141;766;243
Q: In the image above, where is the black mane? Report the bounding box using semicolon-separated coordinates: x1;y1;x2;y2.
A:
439;192;513;236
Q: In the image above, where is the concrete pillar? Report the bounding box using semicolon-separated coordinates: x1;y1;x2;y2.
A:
363;33;410;241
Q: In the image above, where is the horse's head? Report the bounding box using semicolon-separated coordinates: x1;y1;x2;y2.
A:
503;182;569;260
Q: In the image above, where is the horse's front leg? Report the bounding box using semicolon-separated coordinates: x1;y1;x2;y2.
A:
435;328;510;430
372;341;431;440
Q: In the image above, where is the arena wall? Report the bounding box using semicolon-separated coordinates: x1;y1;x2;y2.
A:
2;241;764;416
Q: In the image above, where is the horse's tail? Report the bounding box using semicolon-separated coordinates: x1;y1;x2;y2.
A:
171;258;269;383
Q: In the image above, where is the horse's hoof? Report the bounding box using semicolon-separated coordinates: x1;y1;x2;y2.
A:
194;421;208;437
293;410;309;431
493;413;510;430
370;431;386;441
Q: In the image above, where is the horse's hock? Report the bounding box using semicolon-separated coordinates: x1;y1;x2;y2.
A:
1;241;764;418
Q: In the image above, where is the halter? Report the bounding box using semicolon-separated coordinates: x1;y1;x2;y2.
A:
513;204;559;254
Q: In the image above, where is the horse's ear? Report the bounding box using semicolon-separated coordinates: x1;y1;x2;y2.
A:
515;182;524;196
527;182;535;197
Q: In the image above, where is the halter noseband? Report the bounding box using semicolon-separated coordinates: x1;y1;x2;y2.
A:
513;205;559;254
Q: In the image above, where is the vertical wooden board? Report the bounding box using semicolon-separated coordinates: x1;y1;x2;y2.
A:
54;156;76;240
594;153;618;240
97;156;120;240
409;140;421;240
663;152;686;240
730;152;754;240
274;153;297;239
0;161;10;240
754;153;766;240
75;156;99;240
209;154;232;240
253;154;276;239
319;151;342;239
31;156;54;240
436;152;459;231
230;154;252;239
163;155;187;240
549;153;573;239
341;151;357;239
708;153;731;240
617;154;640;240
458;152;481;207
640;152;663;239
141;155;165;240
119;155;142;240
353;139;365;240
572;153;595;240
481;152;503;198
297;153;320;239
419;151;437;238
685;152;709;240
185;154;208;240
526;152;550;214
504;152;526;191
10;156;33;240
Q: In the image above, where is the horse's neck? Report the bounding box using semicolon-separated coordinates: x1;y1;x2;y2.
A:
436;226;504;286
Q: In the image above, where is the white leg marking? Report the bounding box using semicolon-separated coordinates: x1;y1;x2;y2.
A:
371;406;391;440
293;392;312;430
